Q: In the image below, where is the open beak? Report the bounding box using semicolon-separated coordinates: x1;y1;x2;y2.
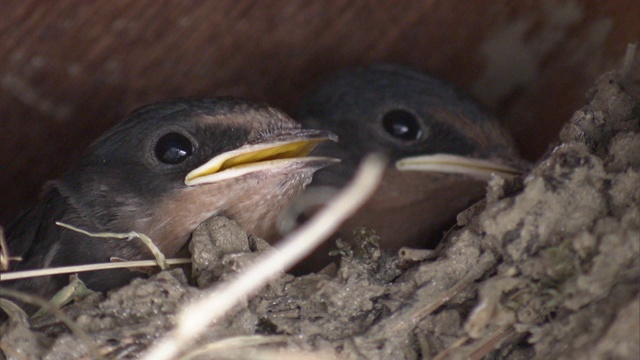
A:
396;154;522;181
185;129;339;186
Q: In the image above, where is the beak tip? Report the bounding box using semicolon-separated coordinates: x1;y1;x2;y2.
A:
395;153;522;179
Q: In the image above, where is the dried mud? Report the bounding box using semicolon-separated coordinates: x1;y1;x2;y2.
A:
1;63;639;359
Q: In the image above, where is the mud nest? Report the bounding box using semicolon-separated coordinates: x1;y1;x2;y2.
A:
1;55;639;359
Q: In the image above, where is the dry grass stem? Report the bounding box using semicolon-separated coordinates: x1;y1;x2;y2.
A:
180;335;288;360
0;287;102;359
0;226;22;271
0;258;191;281
142;154;387;360
55;221;170;270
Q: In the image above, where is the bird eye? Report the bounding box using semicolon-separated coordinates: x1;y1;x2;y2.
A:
154;132;193;164
382;110;423;141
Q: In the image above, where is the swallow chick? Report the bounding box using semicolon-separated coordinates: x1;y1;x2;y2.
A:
294;64;523;266
1;97;337;299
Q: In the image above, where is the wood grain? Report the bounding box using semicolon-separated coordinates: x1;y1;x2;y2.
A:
1;0;638;223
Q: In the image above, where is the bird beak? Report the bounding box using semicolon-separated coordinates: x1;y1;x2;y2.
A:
185;129;339;186
395;154;522;181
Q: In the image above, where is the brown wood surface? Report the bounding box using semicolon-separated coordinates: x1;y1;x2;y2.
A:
1;0;639;224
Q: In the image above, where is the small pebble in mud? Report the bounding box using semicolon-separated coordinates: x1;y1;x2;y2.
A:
189;216;273;288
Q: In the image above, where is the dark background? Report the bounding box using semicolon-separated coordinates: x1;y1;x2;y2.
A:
1;1;639;225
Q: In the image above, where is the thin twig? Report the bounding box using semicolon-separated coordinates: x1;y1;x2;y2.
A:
142;154;387;360
0;258;191;281
0;226;22;271
431;336;469;360
385;254;493;335
31;274;93;318
181;335;288;360
56;222;170;270
0;287;103;360
469;325;518;360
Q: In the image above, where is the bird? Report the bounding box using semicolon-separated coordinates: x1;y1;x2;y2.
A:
1;97;338;300
292;64;523;270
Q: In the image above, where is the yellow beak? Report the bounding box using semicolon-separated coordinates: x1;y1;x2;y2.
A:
396;154;521;181
185;130;338;186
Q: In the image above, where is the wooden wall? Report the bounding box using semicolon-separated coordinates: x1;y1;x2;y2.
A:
1;1;638;224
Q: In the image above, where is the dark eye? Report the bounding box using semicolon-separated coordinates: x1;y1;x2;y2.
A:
382;110;423;141
154;132;193;164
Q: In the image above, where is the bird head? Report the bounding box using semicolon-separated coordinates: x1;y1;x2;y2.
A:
297;64;526;250
58;98;338;256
